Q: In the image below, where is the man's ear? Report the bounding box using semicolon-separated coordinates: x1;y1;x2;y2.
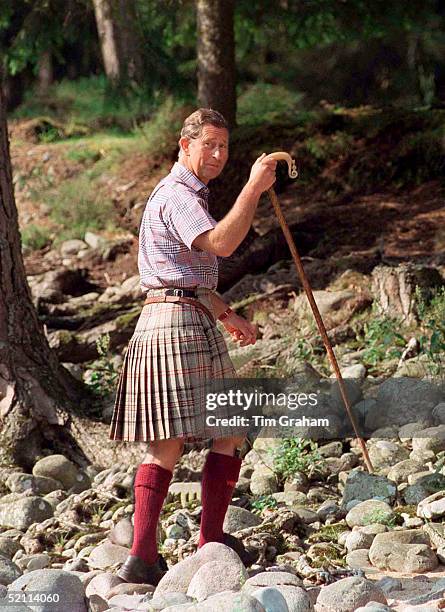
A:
179;136;190;156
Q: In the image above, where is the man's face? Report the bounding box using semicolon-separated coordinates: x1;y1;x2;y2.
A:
180;124;229;184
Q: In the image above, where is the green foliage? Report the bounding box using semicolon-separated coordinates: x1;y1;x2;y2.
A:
13;76;153;131
307;523;346;543
270;438;323;480
86;333;119;398
46;174;116;243
65;147;101;164
361;312;406;371
361;508;398;527
250;494;278;515
237;84;303;126
20;223;52;251
136;97;191;156
416;285;445;376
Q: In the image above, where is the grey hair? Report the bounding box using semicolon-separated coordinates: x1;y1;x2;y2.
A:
180;108;228;140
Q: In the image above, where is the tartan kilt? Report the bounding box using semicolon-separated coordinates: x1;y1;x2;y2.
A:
109;291;245;443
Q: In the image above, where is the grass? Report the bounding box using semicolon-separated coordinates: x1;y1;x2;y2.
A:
360;311;406;373
361;508;399;527
269;438;324;481
416;285;445;378
46;174;117;243
21;223;52;251
250;494;278;515
12;75;153;132
237;83;305;126
135;96;192;156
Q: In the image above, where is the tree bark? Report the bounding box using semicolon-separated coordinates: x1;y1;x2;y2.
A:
37;51;53;94
196;0;237;128
0;81;145;470
92;0;144;86
371;264;444;323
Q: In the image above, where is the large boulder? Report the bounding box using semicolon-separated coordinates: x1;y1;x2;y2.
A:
33;455;80;490
0;555;22;586
403;473;445;505
316;576;387;611
369;532;438;573
87;542;129;570
365;378;443;430
345;500;395;528
8;569;87;612
155;543;245;596
0;497;53;530
223;506;262;534
187;560;248;601
251;587;289;612
417;491;445;520
387;460;426;484
195;590;266;611
273;585;313;611
342;471;396;506
243;572;303;596
367;441;410;472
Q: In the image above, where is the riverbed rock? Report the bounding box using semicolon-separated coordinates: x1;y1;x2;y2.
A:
369;531;438;573
187;559;248;601
0;497;53;530
417;491;445;519
251;587;289;612
387;460;426;484
87;542;129;570
8;569;87;611
316;576;387;611
33;455;80;490
155;542;244;596
365;378;443;430
0;556;22;586
223;506;262;534
345;500;395;528
342;471;396;506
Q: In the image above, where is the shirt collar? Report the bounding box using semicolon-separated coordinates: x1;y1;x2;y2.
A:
171;162;209;196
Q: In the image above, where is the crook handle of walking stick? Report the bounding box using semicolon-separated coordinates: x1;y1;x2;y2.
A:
264;151;298;179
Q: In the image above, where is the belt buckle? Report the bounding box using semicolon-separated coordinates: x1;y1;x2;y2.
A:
171;288;184;297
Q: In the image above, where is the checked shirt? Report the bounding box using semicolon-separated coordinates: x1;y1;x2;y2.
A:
138;162;219;291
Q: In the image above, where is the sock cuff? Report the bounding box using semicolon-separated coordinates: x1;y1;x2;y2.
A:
206;451;242;479
134;463;172;491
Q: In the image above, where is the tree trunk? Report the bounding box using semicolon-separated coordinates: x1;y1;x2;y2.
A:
37;51;53;94
0;82;146;470
371;264;444;323
92;0;144;86
196;0;237;128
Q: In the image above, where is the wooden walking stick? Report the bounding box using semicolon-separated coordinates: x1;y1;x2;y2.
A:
264;151;374;473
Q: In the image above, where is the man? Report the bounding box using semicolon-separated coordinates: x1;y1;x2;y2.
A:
110;108;277;585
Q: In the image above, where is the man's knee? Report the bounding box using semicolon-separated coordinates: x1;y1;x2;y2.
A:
212;435;246;452
149;437;185;457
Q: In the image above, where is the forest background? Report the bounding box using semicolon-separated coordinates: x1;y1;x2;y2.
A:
0;0;444;467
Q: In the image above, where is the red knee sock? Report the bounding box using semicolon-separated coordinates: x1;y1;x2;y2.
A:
198;451;242;548
130;463;172;564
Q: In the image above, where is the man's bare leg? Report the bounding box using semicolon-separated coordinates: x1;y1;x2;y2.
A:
142;437;185;471
212;435;246;457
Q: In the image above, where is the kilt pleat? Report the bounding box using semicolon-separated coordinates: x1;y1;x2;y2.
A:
109;295;238;443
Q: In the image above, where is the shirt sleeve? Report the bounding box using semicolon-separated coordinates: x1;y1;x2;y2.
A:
163;188;217;250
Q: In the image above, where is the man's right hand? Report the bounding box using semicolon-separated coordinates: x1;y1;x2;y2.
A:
247;153;277;193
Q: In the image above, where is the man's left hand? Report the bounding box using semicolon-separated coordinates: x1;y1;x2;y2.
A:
221;312;257;346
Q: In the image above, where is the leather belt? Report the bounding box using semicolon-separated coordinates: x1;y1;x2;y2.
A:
163;288;197;298
144;295;215;324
